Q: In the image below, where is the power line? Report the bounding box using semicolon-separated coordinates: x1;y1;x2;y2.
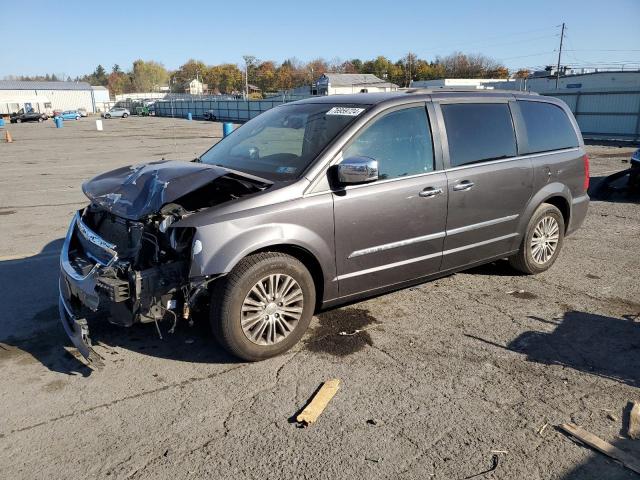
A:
563;49;640;52
422;26;559;55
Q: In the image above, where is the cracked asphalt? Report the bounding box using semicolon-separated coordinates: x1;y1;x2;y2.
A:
1;118;639;479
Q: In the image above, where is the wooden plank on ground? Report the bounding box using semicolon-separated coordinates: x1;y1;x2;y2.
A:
628;402;640;439
559;423;640;475
296;379;340;426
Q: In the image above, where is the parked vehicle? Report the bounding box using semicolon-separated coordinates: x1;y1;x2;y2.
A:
10;109;48;123
59;90;589;362
203;110;217;121
60;110;81;120
77;108;88;117
102;107;130;119
630;149;640;188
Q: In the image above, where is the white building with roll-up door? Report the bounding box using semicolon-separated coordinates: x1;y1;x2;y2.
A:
0;80;97;116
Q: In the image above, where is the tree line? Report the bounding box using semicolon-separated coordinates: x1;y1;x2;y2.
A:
8;53;528;97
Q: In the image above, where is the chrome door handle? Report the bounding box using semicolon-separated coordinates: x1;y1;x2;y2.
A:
419;187;443;198
453;181;475;191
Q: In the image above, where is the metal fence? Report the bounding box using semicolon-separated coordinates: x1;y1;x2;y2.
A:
153;95;315;122
543;90;640;142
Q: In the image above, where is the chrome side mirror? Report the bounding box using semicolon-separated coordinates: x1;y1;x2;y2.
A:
337;156;378;184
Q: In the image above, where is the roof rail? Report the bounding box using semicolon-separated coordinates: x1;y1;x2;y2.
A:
402;86;539;95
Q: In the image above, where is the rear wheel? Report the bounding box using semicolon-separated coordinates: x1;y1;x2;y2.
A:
16;118;21;123
509;203;564;274
210;252;315;361
122;113;128;118
38;117;43;123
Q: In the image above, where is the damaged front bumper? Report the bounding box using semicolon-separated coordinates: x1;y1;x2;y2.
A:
59;211;119;362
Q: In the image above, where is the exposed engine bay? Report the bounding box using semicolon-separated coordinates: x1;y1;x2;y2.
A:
60;161;271;349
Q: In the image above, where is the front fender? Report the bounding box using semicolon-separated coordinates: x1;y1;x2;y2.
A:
189;221;335;283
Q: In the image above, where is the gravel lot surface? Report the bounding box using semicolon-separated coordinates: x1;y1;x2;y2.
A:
1;117;639;479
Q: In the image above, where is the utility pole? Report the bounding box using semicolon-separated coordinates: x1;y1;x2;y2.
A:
245;65;248;100
555;22;565;89
242;55;256;100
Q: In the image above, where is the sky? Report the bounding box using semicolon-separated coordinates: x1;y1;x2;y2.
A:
2;0;639;78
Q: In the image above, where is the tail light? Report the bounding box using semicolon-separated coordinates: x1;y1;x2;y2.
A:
583;154;590;192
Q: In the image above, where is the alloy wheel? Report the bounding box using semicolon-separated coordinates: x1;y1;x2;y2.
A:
240;274;304;346
531;215;560;265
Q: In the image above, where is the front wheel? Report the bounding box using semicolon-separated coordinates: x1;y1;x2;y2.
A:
122;113;128;118
16;118;21;123
509;203;564;274
210;252;315;361
104;114;111;119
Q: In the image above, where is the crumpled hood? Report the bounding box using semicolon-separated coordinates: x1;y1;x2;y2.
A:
83;160;237;220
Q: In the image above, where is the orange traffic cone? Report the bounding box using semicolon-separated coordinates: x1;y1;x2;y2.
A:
4;130;12;143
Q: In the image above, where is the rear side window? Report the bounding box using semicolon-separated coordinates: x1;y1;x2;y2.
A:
519;101;579;153
441;103;517;167
343;106;434;180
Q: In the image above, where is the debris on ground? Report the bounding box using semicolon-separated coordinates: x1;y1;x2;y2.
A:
295;379;340;426
464;454;499;479
606;412;619;422
506;289;538;300
364;457;381;463
559;423;640;475
537;423;548;436
338;330;363;336
628;402;640;439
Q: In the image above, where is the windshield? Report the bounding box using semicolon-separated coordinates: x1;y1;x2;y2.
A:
199;103;370;181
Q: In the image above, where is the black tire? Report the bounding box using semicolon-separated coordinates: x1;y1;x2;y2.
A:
509;203;565;274
122;113;128;118
210;252;315;361
16;118;21;123
38;117;43;123
105;114;111;119
629;167;640;188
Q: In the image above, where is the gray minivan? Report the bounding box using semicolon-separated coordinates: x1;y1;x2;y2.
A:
59;90;589;361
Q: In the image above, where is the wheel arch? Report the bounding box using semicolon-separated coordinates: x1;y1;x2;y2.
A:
248;244;325;311
516;183;572;244
542;195;570;232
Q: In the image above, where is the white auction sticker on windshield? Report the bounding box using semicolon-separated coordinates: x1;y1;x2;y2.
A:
326;107;365;116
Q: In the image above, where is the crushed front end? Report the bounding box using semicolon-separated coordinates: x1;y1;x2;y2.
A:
58;160;272;362
59;205;201;362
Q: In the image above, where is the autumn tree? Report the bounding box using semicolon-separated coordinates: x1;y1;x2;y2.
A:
306;58;329;82
254;61;277;93
131;60;168;92
107;71;132;96
172;59;207;91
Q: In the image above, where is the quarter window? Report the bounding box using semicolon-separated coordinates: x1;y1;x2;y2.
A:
342;107;435;180
441;103;517;167
519;100;579;153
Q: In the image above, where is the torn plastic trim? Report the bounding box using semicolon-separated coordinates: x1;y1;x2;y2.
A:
58;290;102;364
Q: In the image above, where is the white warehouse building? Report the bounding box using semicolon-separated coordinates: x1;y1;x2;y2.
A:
314;73;399;95
0;80;99;116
